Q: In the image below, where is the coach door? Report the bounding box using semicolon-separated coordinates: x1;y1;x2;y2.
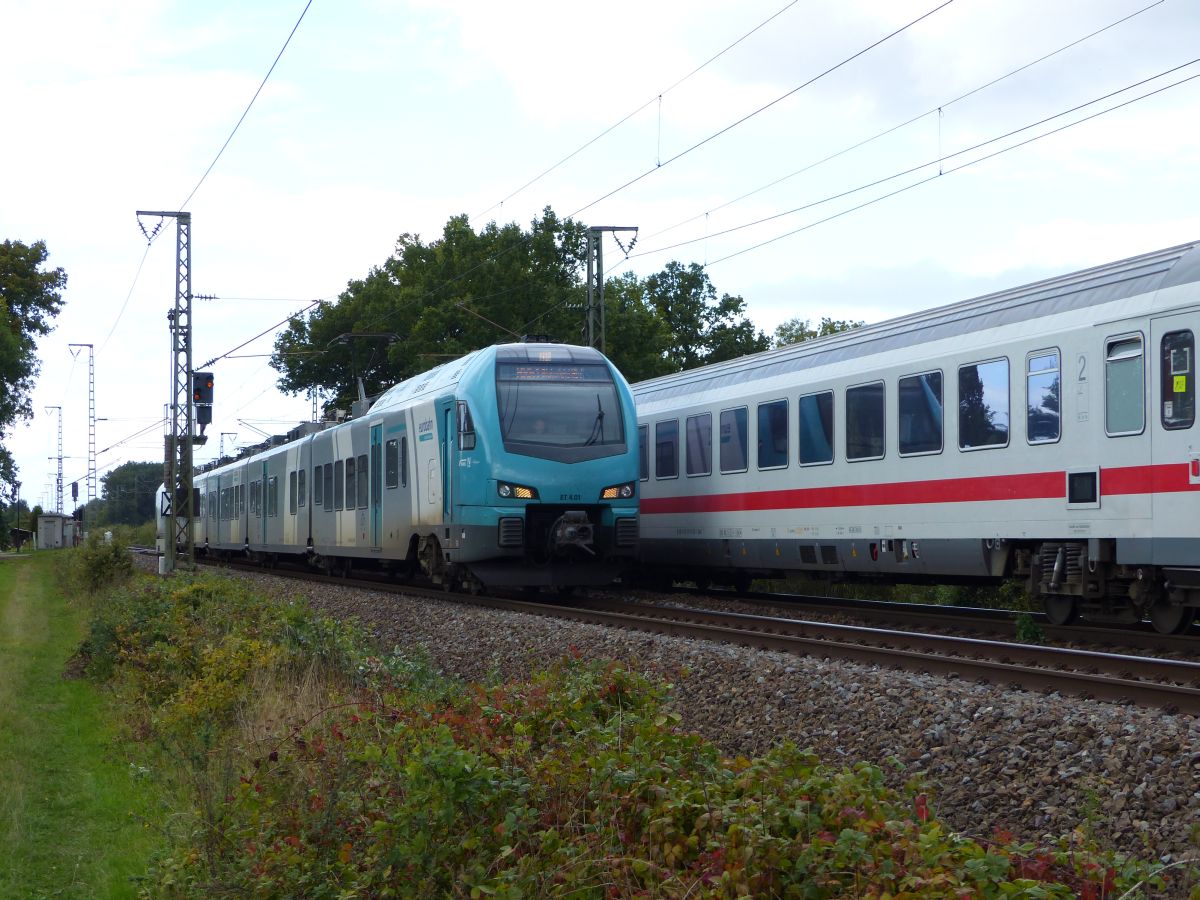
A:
369;423;383;550
440;403;455;521
1150;311;1199;560
260;461;269;545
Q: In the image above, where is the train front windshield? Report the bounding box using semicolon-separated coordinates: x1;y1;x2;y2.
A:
496;361;626;460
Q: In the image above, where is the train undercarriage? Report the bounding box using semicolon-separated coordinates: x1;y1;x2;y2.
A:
1014;540;1199;635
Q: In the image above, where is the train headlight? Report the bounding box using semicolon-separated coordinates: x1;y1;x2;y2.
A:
498;481;538;500
600;481;635;500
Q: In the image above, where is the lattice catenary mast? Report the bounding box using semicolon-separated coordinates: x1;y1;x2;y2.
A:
136;210;199;573
67;343;96;509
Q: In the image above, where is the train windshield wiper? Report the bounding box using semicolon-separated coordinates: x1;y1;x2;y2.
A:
585;394;605;445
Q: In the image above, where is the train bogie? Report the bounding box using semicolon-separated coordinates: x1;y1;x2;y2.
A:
633;241;1200;634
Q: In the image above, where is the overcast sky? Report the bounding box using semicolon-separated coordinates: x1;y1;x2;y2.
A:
3;0;1198;511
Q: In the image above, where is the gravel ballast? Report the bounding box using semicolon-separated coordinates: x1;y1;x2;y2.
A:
175;563;1200;874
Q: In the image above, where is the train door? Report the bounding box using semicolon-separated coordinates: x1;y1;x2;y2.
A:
260;461;269;546
1150;311;1199;558
413;402;441;526
370;423;383;549
440;402;455;522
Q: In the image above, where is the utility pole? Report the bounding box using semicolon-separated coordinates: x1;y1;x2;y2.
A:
137;210;200;573
67;343;96;515
44;405;63;514
584;226;638;354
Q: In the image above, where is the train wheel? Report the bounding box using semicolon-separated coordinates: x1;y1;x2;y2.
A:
1043;594;1078;626
1149;599;1196;635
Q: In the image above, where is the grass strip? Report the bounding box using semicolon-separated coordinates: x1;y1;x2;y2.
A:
0;555;159;899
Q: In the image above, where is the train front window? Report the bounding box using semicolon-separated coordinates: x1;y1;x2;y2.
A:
496;361;626;461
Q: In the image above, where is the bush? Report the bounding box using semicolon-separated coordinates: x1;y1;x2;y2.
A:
78;572;1184;898
60;531;136;595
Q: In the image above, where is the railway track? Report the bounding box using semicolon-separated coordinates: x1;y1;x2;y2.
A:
188;556;1200;716
674;586;1200;653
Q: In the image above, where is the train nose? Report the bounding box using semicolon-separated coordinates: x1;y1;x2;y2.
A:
552;511;594;554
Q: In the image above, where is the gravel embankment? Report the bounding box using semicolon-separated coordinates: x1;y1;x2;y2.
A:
153;561;1200;877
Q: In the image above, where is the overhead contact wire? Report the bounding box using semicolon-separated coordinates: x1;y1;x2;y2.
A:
568;0;956;219
705;68;1200;266
473;0;804;221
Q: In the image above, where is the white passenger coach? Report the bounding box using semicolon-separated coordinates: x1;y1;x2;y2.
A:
633;241;1200;634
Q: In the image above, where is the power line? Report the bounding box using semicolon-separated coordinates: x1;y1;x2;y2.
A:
633;58;1200;260
568;0;956;220
198;298;326;369
178;0;315;210
642;0;1168;242
473;0;804;222
336;1;956;344
704;67;1200;267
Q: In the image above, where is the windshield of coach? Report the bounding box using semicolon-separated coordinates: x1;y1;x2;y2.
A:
496;361;626;457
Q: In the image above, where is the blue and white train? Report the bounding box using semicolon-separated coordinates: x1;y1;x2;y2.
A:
634;241;1200;634
170;342;640;590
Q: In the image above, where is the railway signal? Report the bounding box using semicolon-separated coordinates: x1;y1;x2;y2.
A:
193;371;214;430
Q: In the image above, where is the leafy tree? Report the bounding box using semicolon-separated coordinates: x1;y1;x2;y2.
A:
0;239;67;493
97;461;162;526
272;209;588;410
269;212;771;399
773;315;864;347
600;273;674;383
643;261;769;371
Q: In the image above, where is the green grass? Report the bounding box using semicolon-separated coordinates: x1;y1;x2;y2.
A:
0;555;159;899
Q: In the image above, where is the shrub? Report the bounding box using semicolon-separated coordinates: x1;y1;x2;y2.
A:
78;572;1184;898
60;531;136;595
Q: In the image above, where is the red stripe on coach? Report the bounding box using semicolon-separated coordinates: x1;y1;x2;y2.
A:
641;464;1198;515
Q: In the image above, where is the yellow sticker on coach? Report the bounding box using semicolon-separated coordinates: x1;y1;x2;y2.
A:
1175;375;1187;393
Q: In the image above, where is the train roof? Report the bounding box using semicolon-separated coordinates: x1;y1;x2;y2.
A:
632;239;1200;405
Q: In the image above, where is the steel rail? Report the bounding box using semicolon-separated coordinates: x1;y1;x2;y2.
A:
687;587;1199;652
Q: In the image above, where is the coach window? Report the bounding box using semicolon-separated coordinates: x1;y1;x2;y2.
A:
846;381;885;461
638;424;649;482
323;463;334;512
719;407;749;473
240;483;246;515
655;420;679;479
386;439;399;488
1027;350;1061;443
898;371;943;456
289;471;298;515
798;391;834;465
298;469;306;507
959;359;1009;449
334;460;344;510
686;413;712;477
1105;336;1144;436
251;481;260;517
757;400;789;470
313;466;324;508
268;476;279;518
345;457;357;509
357;453;369;509
400;436;409;488
1161;330;1195;430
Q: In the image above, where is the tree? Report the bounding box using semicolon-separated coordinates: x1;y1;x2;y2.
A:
0;240;67;493
98;461;162;526
272;209;588;410
601;273;674;383
773;316;864;348
643;261;769;372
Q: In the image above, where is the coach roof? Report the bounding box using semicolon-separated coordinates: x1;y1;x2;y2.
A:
632;240;1200;406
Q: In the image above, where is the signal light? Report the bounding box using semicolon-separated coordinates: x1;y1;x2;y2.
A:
193;371;214;430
